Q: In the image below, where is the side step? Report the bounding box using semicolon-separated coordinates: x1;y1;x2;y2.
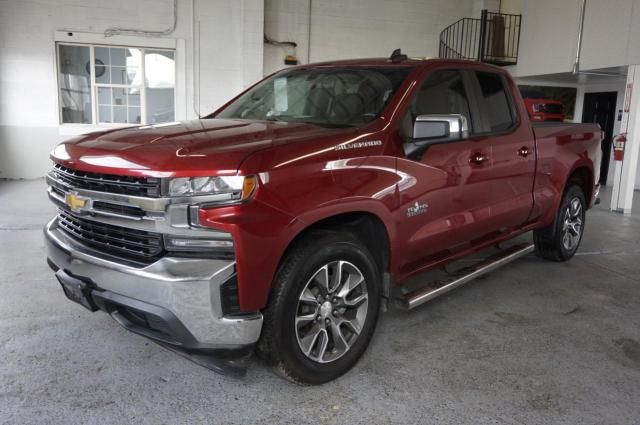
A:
398;243;534;310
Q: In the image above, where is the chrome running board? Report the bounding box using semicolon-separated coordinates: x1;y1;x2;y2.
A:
398;243;534;310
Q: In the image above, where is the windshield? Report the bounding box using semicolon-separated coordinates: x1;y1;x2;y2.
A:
216;67;413;127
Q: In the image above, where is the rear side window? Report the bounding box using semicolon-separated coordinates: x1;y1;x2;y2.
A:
474;71;515;132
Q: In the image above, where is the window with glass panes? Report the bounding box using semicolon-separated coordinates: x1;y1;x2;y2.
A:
57;43;175;125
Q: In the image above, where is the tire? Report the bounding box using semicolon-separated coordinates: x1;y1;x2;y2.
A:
257;230;381;384
533;184;586;262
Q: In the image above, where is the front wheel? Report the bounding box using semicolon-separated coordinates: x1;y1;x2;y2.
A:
257;231;380;384
534;184;586;261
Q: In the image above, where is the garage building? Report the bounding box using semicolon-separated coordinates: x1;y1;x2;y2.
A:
1;1;639;423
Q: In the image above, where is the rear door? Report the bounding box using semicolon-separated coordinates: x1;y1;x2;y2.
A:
467;70;536;231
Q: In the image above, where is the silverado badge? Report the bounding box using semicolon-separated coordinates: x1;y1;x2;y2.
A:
335;140;382;151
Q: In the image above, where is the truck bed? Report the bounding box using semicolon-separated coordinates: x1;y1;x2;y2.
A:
528;121;602;223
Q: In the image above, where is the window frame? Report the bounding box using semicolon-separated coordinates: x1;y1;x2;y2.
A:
56;42;176;127
400;67;483;142
466;70;520;137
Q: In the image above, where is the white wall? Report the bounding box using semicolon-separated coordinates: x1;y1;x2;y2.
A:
579;0;640;70
509;0;581;77
0;0;263;179
511;0;640;78
472;0;498;17
499;0;523;15
195;0;264;113
263;0;478;75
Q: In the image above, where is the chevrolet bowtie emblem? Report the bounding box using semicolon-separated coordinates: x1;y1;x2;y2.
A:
65;193;86;210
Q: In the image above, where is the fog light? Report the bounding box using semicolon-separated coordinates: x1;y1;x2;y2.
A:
165;236;234;252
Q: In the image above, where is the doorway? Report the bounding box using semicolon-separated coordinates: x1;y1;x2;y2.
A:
582;92;617;185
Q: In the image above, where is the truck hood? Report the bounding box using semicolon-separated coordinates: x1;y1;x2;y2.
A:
51;119;350;177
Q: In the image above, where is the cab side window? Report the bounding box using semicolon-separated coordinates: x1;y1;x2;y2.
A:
401;69;474;139
474;71;515;132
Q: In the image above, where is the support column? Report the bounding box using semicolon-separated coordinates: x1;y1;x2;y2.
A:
611;65;640;215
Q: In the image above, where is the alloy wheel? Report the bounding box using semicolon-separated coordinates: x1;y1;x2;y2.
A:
562;197;583;251
294;260;369;364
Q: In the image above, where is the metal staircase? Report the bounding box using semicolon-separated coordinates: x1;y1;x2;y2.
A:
439;10;522;66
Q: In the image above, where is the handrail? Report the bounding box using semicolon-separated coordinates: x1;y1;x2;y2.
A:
438;10;522;66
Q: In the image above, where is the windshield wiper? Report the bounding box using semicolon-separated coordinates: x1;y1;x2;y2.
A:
264;116;285;122
317;123;357;128
264;115;297;123
264;116;356;128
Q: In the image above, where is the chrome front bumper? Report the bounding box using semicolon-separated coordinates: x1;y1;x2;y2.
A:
44;217;262;350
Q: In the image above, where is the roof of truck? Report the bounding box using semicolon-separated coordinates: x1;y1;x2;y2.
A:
295;57;507;72
306;57;425;67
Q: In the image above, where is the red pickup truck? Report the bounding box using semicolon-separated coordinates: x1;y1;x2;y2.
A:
45;53;601;384
520;89;566;122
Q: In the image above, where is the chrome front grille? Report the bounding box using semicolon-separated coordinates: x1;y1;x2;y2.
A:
57;210;164;262
53;164;161;198
542;103;563;114
47;163;234;263
91;201;147;218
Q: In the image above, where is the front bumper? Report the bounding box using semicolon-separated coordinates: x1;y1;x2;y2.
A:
44;217;263;352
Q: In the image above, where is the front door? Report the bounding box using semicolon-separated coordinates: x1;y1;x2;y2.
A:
582;92;617;185
395;68;496;276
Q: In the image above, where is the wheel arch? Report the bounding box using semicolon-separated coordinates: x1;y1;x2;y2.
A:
284;210;393;278
542;164;593;238
566;165;594;206
533;161;594;238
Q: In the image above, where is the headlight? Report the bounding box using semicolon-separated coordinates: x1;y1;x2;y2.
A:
167;175;258;203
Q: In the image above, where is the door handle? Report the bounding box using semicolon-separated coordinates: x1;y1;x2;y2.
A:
469;152;489;165
518;146;530;157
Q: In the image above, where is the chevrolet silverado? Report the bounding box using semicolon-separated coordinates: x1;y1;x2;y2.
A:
45;51;601;384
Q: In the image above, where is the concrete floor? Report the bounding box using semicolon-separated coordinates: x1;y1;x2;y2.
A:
1;179;639;425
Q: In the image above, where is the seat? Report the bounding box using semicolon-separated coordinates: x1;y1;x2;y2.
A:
328;93;365;125
304;86;332;120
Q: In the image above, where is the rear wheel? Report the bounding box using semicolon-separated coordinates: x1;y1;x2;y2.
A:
534;184;586;261
257;231;380;384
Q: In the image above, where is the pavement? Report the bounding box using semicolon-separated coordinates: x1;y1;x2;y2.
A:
1;179;639;425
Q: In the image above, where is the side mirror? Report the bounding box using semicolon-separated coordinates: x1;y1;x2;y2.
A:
405;114;469;159
413;114;468;140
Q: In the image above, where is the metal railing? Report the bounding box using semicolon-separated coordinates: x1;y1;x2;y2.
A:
439;10;522;66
